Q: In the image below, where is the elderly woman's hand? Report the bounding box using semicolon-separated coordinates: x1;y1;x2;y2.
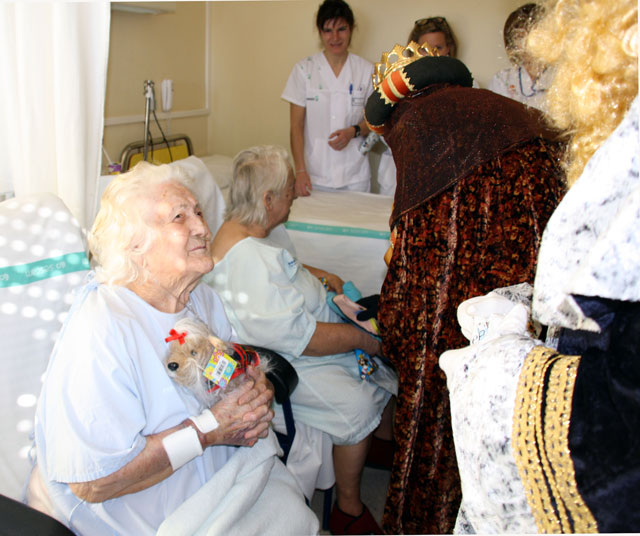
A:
199;366;275;448
304;322;383;360
239;365;275;443
322;272;345;294
303;265;345;294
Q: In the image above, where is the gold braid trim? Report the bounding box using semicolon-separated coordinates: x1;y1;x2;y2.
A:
513;347;559;531
512;345;598;533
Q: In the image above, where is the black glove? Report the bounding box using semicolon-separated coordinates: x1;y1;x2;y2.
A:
356;294;380;321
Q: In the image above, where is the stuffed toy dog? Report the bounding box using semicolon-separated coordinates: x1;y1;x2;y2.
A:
164;317;297;407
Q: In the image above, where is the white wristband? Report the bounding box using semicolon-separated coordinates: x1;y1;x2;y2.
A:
162;426;203;471
190;409;219;434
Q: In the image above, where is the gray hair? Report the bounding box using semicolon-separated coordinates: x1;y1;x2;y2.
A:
89;161;196;286
225;145;292;227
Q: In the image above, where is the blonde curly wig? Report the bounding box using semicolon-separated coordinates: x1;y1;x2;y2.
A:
526;0;638;186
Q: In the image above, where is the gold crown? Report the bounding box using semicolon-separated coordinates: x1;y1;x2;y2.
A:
372;41;438;90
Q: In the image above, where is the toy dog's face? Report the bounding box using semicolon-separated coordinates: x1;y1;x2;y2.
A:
164;322;268;408
165;334;233;394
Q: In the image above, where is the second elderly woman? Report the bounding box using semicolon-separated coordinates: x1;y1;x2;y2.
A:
204;145;397;535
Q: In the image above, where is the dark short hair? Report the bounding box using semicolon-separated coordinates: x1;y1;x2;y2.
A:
408;17;457;57
503;3;541;54
316;0;355;32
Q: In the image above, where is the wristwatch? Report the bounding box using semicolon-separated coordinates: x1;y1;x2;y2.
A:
352;124;361;138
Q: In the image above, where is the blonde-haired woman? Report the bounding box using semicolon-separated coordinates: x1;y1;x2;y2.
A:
526;8;638;529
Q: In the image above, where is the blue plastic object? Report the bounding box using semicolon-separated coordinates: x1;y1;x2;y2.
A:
326;280;362;317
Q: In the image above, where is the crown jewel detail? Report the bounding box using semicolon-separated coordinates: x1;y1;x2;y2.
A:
372;41;439;90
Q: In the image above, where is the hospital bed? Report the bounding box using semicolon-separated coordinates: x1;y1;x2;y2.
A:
285;191;392;297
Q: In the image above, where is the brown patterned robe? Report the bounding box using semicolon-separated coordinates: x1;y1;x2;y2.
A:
378;86;566;534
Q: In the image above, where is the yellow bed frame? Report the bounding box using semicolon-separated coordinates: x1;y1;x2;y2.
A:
119;134;193;171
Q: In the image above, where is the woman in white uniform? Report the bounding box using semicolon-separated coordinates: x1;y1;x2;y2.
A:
281;0;373;197
488;4;551;111
407;16;459;57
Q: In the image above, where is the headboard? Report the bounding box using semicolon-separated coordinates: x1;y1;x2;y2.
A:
119;134;193;172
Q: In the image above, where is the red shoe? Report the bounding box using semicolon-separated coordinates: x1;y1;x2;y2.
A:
328;503;383;535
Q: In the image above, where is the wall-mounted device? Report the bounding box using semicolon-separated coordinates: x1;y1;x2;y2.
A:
161;79;173;112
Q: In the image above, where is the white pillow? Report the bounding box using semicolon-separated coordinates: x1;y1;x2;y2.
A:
169;156;227;237
198;154;233;193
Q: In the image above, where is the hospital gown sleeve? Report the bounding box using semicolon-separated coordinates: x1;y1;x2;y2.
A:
215;241;317;358
38;308;149;483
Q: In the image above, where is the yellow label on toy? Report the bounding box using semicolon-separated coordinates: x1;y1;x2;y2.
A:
203;350;238;388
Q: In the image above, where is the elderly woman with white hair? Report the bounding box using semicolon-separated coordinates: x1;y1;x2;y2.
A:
204;144;397;535
27;162;318;535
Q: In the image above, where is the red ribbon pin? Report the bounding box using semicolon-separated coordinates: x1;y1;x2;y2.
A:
165;329;187;345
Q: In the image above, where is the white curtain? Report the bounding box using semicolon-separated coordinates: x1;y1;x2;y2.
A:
0;2;110;228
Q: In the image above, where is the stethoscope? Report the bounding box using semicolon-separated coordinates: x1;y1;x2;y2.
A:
518;66;546;97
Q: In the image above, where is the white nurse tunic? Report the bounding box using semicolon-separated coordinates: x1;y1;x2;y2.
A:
282;52;374;191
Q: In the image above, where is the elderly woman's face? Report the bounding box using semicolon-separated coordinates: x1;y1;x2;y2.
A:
140;181;213;283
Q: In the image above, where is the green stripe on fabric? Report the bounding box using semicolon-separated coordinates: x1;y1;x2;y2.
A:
0;252;90;288
285;221;390;240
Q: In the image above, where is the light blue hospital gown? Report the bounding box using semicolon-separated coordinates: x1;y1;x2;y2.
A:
33;281;238;535
204;229;397;446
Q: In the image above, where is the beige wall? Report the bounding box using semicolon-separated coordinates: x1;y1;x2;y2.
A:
102;2;208;172
207;0;524;158
103;0;524;171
